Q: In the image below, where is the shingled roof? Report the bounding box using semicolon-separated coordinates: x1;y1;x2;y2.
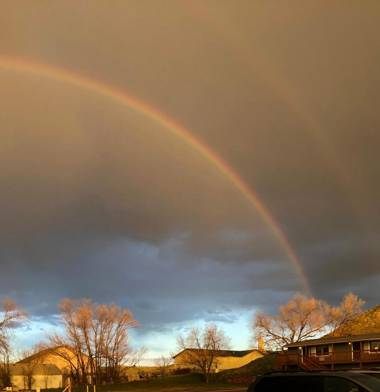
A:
285;332;380;348
16;345;88;365
17;347;59;364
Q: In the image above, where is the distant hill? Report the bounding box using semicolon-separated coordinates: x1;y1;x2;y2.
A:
215;353;278;384
328;305;380;337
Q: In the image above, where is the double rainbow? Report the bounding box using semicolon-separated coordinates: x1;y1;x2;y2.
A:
0;56;311;295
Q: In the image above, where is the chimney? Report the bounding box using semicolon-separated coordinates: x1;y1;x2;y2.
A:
257;335;265;352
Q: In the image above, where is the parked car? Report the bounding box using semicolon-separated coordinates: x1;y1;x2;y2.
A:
247;371;380;392
350;370;380;380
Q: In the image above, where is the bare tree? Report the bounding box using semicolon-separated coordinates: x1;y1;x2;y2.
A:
49;298;137;385
123;347;146;368
0;298;26;388
253;292;365;349
20;347;43;391
41;339;84;385
177;324;230;383
22;363;34;390
154;356;172;377
0;298;26;354
328;293;365;335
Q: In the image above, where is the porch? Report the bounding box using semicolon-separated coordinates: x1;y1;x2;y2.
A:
279;333;380;370
278;349;380;370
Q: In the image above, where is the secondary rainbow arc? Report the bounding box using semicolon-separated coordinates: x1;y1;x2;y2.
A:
0;55;311;295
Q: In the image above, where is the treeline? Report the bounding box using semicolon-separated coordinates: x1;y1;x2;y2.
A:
0;298;26;387
254;292;365;349
0;292;369;386
173;292;367;382
0;298;138;386
48;299;138;385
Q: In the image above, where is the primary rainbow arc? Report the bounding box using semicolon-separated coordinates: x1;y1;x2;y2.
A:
0;55;311;295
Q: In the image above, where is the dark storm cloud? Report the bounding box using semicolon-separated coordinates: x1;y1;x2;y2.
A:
0;234;296;330
0;0;379;346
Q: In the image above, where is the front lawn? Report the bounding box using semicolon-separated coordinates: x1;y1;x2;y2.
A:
73;374;246;392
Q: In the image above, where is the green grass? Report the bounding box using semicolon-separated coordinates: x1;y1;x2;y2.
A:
73;374;238;392
70;355;280;392
68;355;281;392
40;356;279;392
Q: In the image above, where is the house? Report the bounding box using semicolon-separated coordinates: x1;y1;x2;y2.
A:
10;364;64;390
173;349;263;372
16;345;86;375
280;332;380;370
11;345;88;388
279;305;380;371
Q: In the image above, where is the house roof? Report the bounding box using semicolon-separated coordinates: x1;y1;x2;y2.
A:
17;349;52;364
16;345;86;365
16;345;69;364
10;364;62;376
173;348;258;359
285;332;380;348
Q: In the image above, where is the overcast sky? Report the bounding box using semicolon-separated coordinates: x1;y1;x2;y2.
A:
1;1;379;361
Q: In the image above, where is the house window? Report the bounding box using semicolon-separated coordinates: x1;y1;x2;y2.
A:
370;341;380;352
316;345;329;356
